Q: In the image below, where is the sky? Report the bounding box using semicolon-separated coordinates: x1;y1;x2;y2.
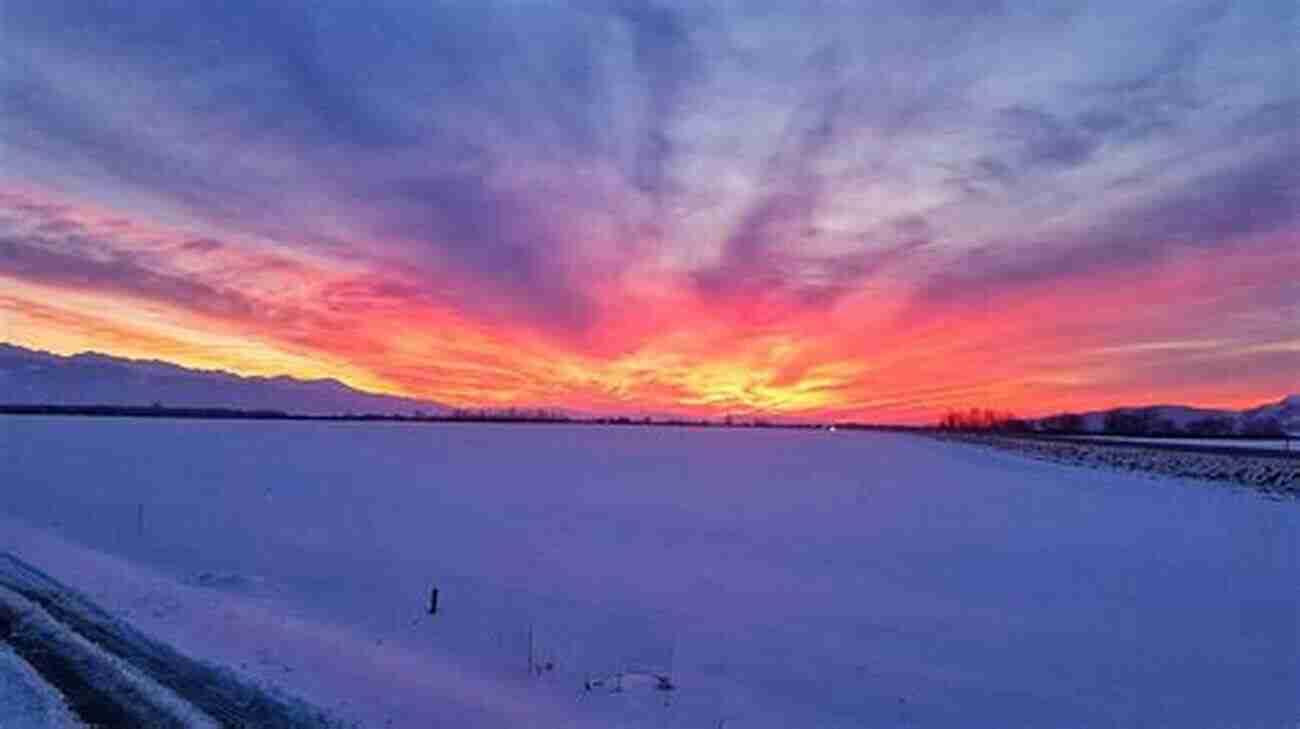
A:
1;0;1296;422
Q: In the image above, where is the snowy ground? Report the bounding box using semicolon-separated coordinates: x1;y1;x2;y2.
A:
1;416;1297;728
935;434;1299;495
0;552;344;728
1065;435;1297;452
0;643;83;729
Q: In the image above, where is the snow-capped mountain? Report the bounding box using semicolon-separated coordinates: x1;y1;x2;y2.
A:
0;343;446;416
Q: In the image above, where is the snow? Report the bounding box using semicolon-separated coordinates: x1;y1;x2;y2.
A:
2;416;1297;728
1062;435;1297;451
0;645;84;729
0;580;223;728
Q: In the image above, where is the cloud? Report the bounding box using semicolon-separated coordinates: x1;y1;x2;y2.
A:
996;105;1100;169
0;0;1295;417
0;237;255;320
604;0;700;203
914;144;1300;310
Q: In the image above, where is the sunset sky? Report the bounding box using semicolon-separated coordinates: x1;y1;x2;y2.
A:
1;0;1296;422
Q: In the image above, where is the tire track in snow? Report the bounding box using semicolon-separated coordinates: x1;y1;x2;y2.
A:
0;643;86;728
0;553;346;729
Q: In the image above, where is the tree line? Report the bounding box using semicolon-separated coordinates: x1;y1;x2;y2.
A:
939;407;1288;437
936;408;1029;432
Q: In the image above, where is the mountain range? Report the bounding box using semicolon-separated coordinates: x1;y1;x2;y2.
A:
2;341;1296;429
0;343;446;416
1034;396;1300;436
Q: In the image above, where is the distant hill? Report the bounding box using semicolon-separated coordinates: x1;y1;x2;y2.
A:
0;343;447;417
1243;395;1300;430
1034;395;1300;436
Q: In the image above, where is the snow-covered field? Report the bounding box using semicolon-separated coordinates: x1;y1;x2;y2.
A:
1;416;1296;728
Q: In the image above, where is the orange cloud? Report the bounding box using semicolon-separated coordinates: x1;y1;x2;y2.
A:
2;184;1295;422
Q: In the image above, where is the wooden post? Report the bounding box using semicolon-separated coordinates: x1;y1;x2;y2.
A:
527;623;534;676
428;586;439;615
